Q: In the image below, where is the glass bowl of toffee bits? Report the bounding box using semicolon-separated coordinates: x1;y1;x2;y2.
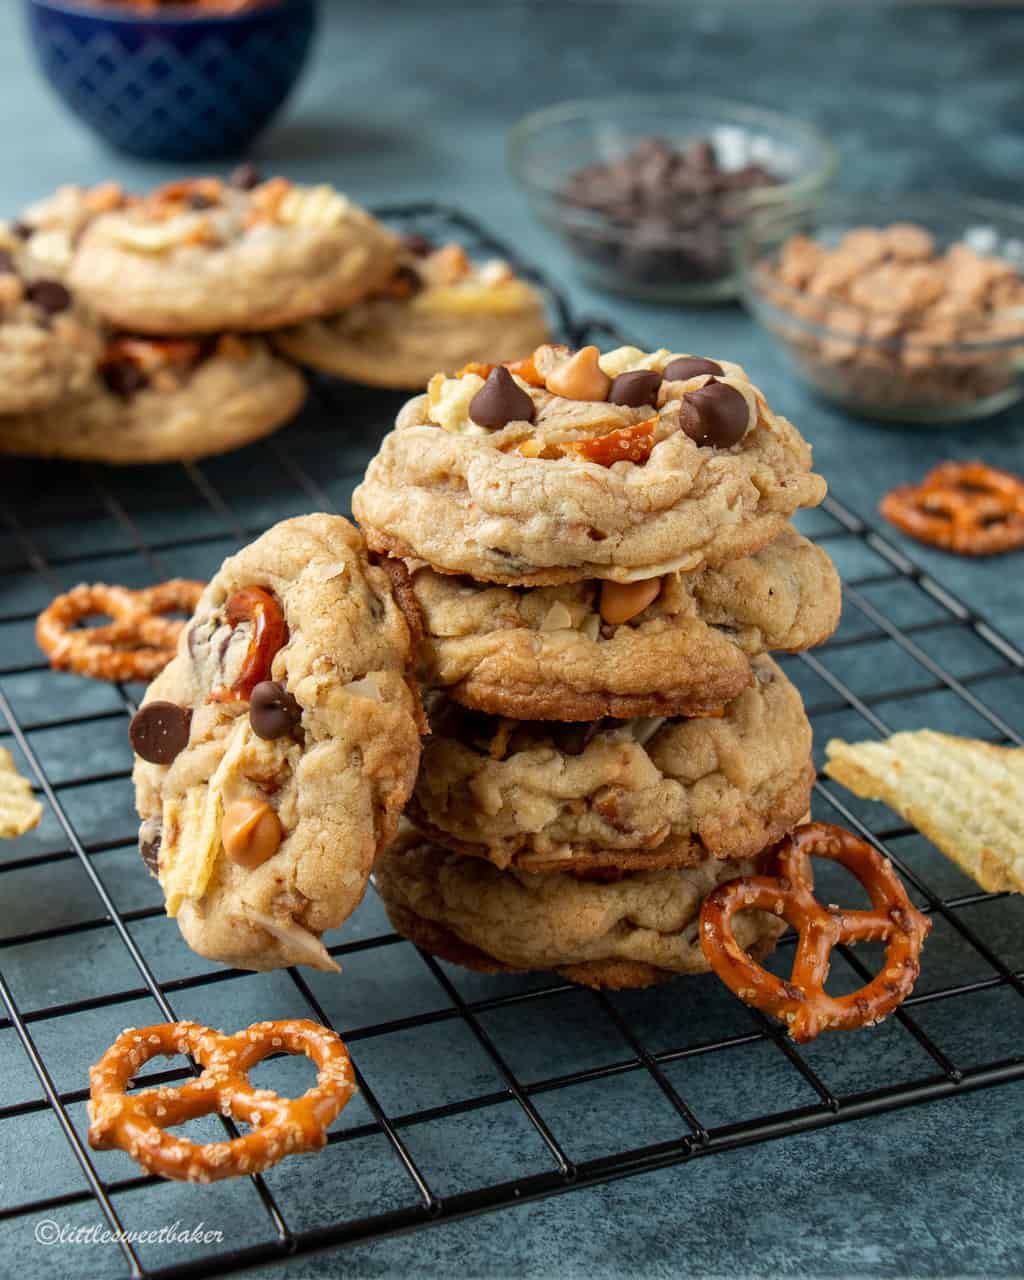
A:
509;94;836;302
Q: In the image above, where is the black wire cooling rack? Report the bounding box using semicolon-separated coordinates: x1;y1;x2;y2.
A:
0;204;1022;1280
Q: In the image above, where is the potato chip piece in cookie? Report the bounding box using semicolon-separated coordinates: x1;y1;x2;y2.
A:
131;514;424;971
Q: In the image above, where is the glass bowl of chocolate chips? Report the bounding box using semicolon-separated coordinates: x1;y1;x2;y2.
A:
509;94;836;302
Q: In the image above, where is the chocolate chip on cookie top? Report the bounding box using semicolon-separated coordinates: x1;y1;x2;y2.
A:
420;343;761;462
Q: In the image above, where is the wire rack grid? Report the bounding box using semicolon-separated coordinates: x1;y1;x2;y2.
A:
0;204;1022;1279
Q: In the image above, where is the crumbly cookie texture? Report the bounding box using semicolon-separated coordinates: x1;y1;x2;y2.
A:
376;827;786;988
68;177;398;334
353;344;827;584
0;335;304;464
275;243;550;390
133;515;423;971
409;656;813;873
409;526;840;720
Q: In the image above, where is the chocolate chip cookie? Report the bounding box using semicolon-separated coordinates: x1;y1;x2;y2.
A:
275;241;549;390
69;175;398;335
408;656;813;873
0;334;305;464
407;526;840;720
132;514;425;971
353;343;827;584
376;827;786;990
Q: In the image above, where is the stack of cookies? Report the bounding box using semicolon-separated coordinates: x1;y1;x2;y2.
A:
355;341;842;990
0;171;548;464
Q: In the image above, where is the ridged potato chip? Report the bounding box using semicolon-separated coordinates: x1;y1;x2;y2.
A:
825;730;1024;893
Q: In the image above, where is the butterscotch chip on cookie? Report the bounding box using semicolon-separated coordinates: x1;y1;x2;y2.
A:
408;526;840;720
376;828;786;989
409;656;814;874
352;344;826;584
275;243;550;390
132;514;424;971
69;176;398;334
0;334;305;465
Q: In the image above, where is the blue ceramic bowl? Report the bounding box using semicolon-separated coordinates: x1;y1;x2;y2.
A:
25;0;317;161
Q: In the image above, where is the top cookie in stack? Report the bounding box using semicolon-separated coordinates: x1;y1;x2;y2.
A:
354;343;827;583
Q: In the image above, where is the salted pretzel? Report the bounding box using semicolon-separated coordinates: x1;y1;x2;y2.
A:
880;461;1024;556
36;580;205;682
88;1019;355;1183
700;822;931;1042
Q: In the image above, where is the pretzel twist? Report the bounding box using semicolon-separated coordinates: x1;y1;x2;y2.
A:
36;580;205;681
700;822;931;1042
88;1019;355;1183
880;461;1024;556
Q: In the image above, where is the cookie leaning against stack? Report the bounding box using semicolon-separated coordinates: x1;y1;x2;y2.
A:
356;342;841;989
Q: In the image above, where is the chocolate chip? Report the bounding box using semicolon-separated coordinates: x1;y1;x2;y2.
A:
0;251;17;276
400;233;433;257
249;681;301;740
230;163;263;190
609;369;662;407
468;366;535;428
101;360;149;398
390;264;423;297
25;279;71;314
187;192;217;210
10;221;32;241
663;356;723;382
139;818;162;875
683;379;750;448
129;701;192;765
551;719;608;756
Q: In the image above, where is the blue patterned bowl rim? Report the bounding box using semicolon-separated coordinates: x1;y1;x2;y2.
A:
27;0;309;24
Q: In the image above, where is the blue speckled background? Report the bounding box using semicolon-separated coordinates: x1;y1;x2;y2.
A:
1;3;1022;1277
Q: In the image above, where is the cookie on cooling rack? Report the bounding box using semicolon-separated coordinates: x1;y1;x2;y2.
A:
0;333;305;464
408;656;814;874
352;343;827;585
376;827;786;990
275;239;550;390
130;514;425;971
68;174;398;334
407;526;840;721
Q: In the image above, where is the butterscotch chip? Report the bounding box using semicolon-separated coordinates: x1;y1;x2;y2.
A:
0;746;43;838
825;731;1024;893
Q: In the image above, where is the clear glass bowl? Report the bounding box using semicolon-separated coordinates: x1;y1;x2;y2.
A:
737;193;1024;425
508;93;837;303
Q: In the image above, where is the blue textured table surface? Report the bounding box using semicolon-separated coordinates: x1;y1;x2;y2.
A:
1;3;1022;1278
